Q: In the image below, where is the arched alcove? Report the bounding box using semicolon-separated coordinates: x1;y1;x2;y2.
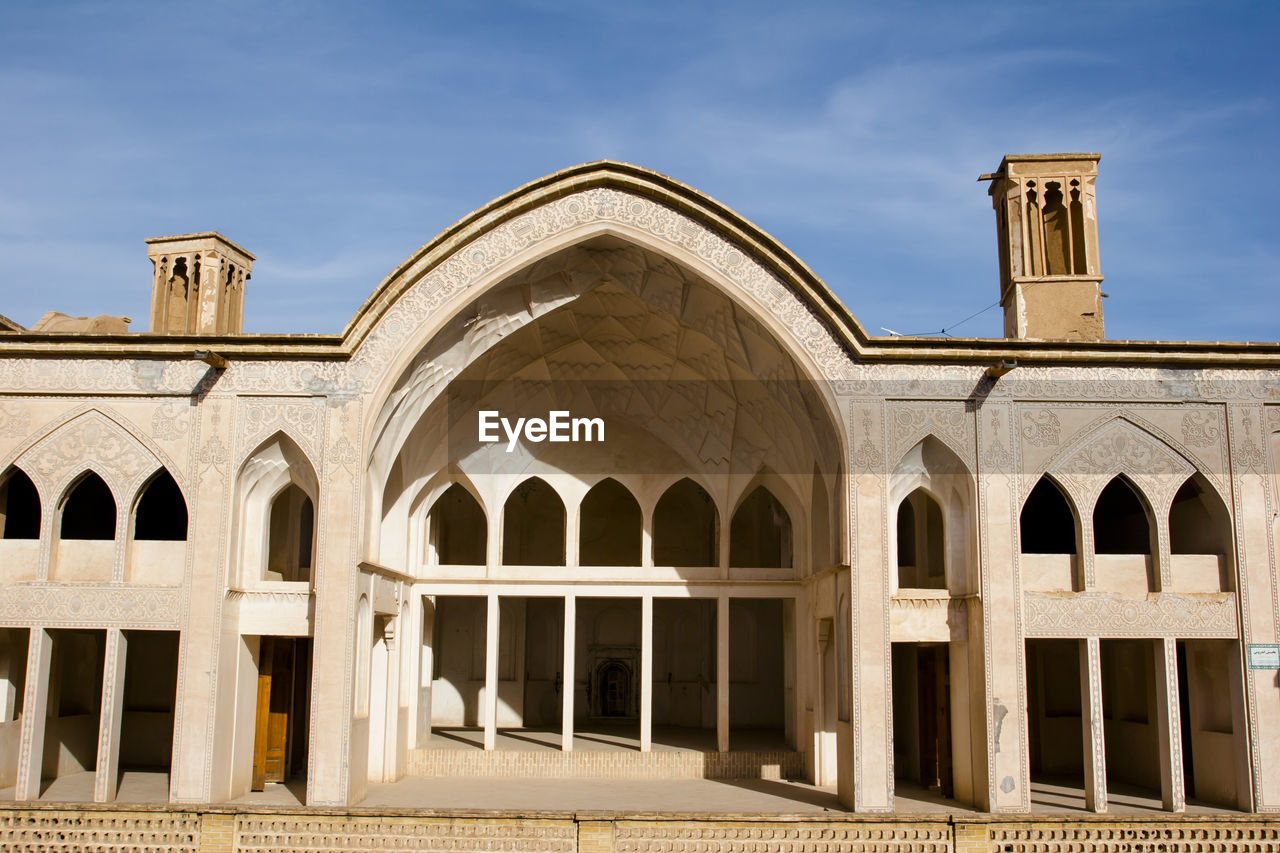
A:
0;467;41;584
889;436;973;595
127;469;188;584
1019;475;1080;592
133;470;188;541
1169;474;1230;556
1092;476;1152;556
234;433;320;587
428;483;486;566
579;478;641;567
60;472;116;541
1092;475;1155;596
729;486;792;569
266;484;315;583
653;478;717;567
1020;477;1077;554
0;467;40;539
896;489;945;590
502;478;565;566
1169;473;1233;593
52;471;116;582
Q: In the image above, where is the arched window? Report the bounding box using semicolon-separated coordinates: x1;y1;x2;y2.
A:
0;468;40;539
1019;477;1077;554
896;488;945;590
60;472;116;540
133;470;188;541
266;484;314;583
729;486;791;569
428;483;486;565
579;478;641;566
502;478;565;566
1169;474;1231;556
1093;476;1151;555
653;478;717;567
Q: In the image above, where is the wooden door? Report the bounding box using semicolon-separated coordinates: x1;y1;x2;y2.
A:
251;637;294;790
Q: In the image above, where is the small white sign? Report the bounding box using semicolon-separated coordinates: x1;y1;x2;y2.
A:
1247;644;1280;670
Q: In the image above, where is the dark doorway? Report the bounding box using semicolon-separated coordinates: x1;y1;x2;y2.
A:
892;643;953;798
597;662;631;717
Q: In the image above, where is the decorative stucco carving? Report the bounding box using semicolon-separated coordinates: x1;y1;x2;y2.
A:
0;584;181;628
1050;418;1193;515
887;403;974;470
1022;592;1237;637
0;400;31;440
17;409;161;500
1021;409;1061;447
236;396;325;467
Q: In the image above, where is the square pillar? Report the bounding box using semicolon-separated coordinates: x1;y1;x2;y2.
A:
94;628;128;802
15;628;52;801
717;594;729;752
1079;637;1107;812
1153;637;1185;812
562;594;575;752
484;593;499;751
640;594;653;752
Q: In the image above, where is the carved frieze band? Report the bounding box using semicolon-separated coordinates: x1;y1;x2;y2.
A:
1023;592;1237;637
0;584;181;628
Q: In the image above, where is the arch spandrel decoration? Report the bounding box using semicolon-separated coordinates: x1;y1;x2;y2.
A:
1049;418;1194;516
352;173;859;460
16;409;162;503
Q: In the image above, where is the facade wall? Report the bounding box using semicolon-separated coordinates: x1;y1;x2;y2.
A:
0;167;1277;816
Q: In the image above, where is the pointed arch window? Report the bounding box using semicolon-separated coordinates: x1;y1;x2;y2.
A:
133;470;188;541
1093;476;1152;555
0;468;40;539
1019;477;1077;555
729;486;791;569
60;472;116;540
653;478;717;567
579;478;641;566
428;483;486;566
502;478;565;566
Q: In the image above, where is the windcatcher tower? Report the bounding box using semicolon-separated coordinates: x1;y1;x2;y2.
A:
146;232;254;334
985;154;1103;340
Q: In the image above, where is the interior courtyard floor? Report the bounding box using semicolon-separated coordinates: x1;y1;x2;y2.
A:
0;769;1240;817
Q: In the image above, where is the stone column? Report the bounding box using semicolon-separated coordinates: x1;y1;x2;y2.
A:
1153;637;1185;812
484;593;499;751
1227;404;1274;811
15;627;52;801
844;399;892;812
562;594;575;751
417;597;434;748
974;400;1027;811
94;629;128;802
640;594;653;752
717;594;729;752
1079;637;1107;812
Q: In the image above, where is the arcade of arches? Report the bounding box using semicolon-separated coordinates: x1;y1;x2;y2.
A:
0;159;1275;819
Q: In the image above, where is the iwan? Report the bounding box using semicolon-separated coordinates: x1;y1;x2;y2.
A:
478;410;605;453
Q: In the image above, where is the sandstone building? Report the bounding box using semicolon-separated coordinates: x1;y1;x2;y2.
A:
0;154;1277;820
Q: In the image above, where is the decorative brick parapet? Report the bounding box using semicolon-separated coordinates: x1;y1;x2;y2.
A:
2;804;1279;852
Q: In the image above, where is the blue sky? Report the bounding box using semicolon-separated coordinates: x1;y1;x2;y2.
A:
1;1;1276;341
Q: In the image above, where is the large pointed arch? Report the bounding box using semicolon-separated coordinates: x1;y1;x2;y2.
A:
355;165;855;544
